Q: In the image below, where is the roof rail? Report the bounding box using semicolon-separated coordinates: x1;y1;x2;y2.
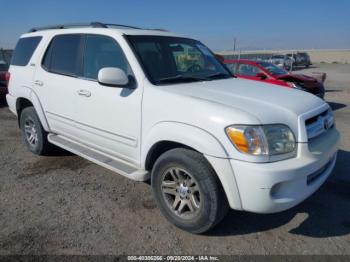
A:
104;23;141;29
28;22;142;32
149;28;168;32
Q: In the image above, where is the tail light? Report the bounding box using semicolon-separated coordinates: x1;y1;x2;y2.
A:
4;72;10;87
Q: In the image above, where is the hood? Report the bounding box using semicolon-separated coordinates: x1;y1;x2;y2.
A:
162;78;326;140
277;73;317;83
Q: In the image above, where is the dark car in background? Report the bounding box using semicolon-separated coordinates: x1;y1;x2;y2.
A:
0;62;10;97
224;59;325;99
287;52;312;68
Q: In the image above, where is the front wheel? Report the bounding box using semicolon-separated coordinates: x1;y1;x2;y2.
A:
151;148;229;233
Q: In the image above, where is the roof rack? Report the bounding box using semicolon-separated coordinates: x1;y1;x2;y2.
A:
28;22;142;32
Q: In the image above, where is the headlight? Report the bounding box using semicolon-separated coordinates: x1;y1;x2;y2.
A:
226;125;296;156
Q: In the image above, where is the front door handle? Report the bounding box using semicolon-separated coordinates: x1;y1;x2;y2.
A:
34;80;44;86
77;90;91;97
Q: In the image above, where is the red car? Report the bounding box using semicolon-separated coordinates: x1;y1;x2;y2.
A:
224;59;325;99
0;62;10;97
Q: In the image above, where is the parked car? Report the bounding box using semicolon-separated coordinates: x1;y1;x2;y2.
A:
0;61;9;97
224;60;325;99
268;54;293;70
287;52;312;68
7;22;339;233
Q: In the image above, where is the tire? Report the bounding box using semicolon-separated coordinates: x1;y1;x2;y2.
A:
151;148;229;233
19;107;52;155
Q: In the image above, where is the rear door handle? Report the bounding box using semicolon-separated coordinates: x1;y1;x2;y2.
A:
77;89;91;97
34;80;44;86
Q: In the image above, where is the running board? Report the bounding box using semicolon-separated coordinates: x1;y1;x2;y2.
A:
48;134;149;181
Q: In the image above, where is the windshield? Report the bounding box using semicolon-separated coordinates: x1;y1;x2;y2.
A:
257;61;288;76
126;35;232;85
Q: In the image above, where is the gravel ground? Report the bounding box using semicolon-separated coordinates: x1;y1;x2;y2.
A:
0;63;349;255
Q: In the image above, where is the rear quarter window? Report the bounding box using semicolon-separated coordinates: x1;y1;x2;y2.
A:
11;36;42;66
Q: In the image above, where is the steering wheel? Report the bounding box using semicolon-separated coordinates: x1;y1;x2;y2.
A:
187;64;202;73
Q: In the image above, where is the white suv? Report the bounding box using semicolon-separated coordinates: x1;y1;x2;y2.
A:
6;23;339;233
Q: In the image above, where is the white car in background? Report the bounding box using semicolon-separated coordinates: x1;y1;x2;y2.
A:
268;54;294;70
6;22;339;233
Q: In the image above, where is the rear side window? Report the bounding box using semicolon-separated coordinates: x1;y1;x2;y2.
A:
11;36;42;66
42;34;83;76
237;63;263;76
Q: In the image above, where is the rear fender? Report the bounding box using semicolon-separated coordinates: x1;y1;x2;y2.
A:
16;86;50;131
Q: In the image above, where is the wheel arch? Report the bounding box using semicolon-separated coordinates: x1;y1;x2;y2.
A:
15;88;50;131
142;121;228;170
145;140;196;172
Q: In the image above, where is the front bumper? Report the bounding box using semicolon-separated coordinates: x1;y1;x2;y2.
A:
230;128;339;213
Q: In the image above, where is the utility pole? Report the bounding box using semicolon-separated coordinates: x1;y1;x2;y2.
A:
233;37;237;52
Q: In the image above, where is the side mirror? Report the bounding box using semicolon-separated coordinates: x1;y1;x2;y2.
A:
98;67;129;87
256;72;267;80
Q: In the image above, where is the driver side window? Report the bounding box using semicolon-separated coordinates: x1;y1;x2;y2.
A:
237;63;262;77
83;35;131;80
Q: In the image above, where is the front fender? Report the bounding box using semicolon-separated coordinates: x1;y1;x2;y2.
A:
142;121;228;164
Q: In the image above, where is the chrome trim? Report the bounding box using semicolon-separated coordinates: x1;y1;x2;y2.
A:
306;110;334;140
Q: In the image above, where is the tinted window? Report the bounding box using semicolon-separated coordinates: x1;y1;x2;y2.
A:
43;34;83;76
11;36;42;66
83;35;130;80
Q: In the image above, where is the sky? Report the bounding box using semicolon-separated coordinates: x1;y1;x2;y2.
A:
0;0;349;51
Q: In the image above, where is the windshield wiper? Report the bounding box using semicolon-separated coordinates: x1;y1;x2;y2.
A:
205;72;233;80
157;75;207;84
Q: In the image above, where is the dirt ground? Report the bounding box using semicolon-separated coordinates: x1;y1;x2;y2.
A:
0;63;349;255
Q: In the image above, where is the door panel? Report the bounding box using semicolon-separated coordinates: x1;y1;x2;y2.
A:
74;35;142;164
74;81;142;163
34;34;83;136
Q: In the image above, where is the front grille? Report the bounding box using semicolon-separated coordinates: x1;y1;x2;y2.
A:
305;109;334;140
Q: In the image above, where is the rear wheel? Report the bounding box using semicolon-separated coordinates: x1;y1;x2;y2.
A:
151;148;229;233
20;107;52;155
